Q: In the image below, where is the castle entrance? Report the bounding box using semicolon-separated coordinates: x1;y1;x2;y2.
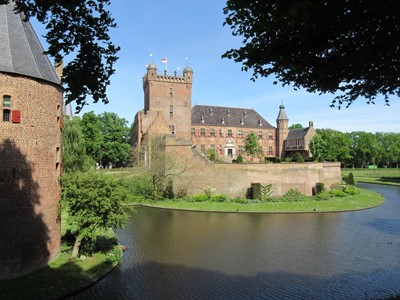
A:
225;138;235;157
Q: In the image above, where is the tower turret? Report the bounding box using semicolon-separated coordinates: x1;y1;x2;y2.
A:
276;103;289;158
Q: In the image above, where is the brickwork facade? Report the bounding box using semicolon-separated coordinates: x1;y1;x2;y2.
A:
0;72;63;280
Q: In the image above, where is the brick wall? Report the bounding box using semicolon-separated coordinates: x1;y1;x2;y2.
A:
0;73;63;280
174;155;341;197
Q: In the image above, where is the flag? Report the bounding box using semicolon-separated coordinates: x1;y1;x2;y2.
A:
161;58;167;63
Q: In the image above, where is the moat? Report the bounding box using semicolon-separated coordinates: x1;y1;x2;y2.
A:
67;183;400;300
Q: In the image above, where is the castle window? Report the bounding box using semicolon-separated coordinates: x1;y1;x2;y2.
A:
219;129;223;137
201;128;205;136
3;109;10;122
210;144;215;151
3;95;11;108
191;128;195;136
238;145;243;155
169;105;173;118
268;146;273;155
269;132;273;140
238;130;243;138
169;88;173;98
3;95;11;122
169;125;175;135
258;131;263;139
228;129;233;137
210;128;215;137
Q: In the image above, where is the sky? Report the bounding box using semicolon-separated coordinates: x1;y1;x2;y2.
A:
33;0;399;133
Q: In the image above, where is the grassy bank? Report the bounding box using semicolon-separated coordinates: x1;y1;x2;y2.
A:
0;230;121;300
129;188;384;213
342;168;400;186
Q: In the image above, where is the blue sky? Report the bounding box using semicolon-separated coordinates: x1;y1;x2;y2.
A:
33;0;399;133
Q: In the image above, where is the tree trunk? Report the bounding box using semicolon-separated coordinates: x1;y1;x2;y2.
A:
72;236;82;259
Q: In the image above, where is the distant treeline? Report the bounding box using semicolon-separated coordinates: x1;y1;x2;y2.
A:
310;129;400;168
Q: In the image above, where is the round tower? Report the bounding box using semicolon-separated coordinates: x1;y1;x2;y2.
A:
0;3;63;279
276;103;289;159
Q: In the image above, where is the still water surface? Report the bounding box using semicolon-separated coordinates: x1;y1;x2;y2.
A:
67;184;400;299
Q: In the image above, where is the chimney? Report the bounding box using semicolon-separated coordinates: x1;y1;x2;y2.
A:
309;121;314;128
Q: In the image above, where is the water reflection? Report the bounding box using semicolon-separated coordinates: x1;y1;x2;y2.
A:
67;184;400;300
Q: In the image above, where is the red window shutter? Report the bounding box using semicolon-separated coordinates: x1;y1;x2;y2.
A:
12;110;21;123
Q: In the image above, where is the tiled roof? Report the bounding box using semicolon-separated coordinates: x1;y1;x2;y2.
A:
192;105;275;129
287;127;309;139
0;3;60;85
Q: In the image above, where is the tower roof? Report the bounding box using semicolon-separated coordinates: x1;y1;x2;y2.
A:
0;2;60;85
276;104;289;120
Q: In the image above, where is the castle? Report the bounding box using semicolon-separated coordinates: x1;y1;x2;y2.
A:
0;3;62;279
131;63;316;162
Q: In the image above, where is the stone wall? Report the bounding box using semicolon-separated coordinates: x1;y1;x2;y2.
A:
0;73;63;280
175;159;341;197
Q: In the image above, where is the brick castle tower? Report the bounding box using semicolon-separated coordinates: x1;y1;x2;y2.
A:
0;3;63;279
276;103;289;159
131;63;193;150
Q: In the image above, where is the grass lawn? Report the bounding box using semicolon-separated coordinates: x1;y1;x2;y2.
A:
130;188;384;213
0;230;120;300
342;168;400;186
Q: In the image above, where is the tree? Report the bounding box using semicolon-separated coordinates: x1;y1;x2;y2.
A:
310;129;351;163
0;0;120;112
98;112;131;168
61;173;127;258
289;124;303;129
144;136;195;199
62;116;94;172
245;131;262;160
222;0;400;107
80;111;131;168
81;111;103;163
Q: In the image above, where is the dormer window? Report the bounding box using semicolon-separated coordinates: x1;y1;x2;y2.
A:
240;118;244;125
221;117;225;124
201;116;205;123
227;109;231;116
209;108;213;115
243;111;247;117
258;119;263;126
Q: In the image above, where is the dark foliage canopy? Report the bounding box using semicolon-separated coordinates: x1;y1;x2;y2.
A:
1;0;120;112
223;0;400;107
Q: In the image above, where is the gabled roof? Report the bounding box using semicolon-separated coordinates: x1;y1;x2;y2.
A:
287;127;309;139
0;2;60;85
192;105;275;129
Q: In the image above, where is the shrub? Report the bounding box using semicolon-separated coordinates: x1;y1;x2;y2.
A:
236;153;244;163
211;194;228;202
233;198;248;204
293;152;305;163
330;189;346;197
347;172;355;185
315;182;325;195
193;194;209;202
106;247;123;264
175;187;188;199
261;184;273;200
163;178;174;199
285;156;292;163
281;189;307;202
204;186;216;199
343;185;357;195
251;183;262;200
314;190;331;201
